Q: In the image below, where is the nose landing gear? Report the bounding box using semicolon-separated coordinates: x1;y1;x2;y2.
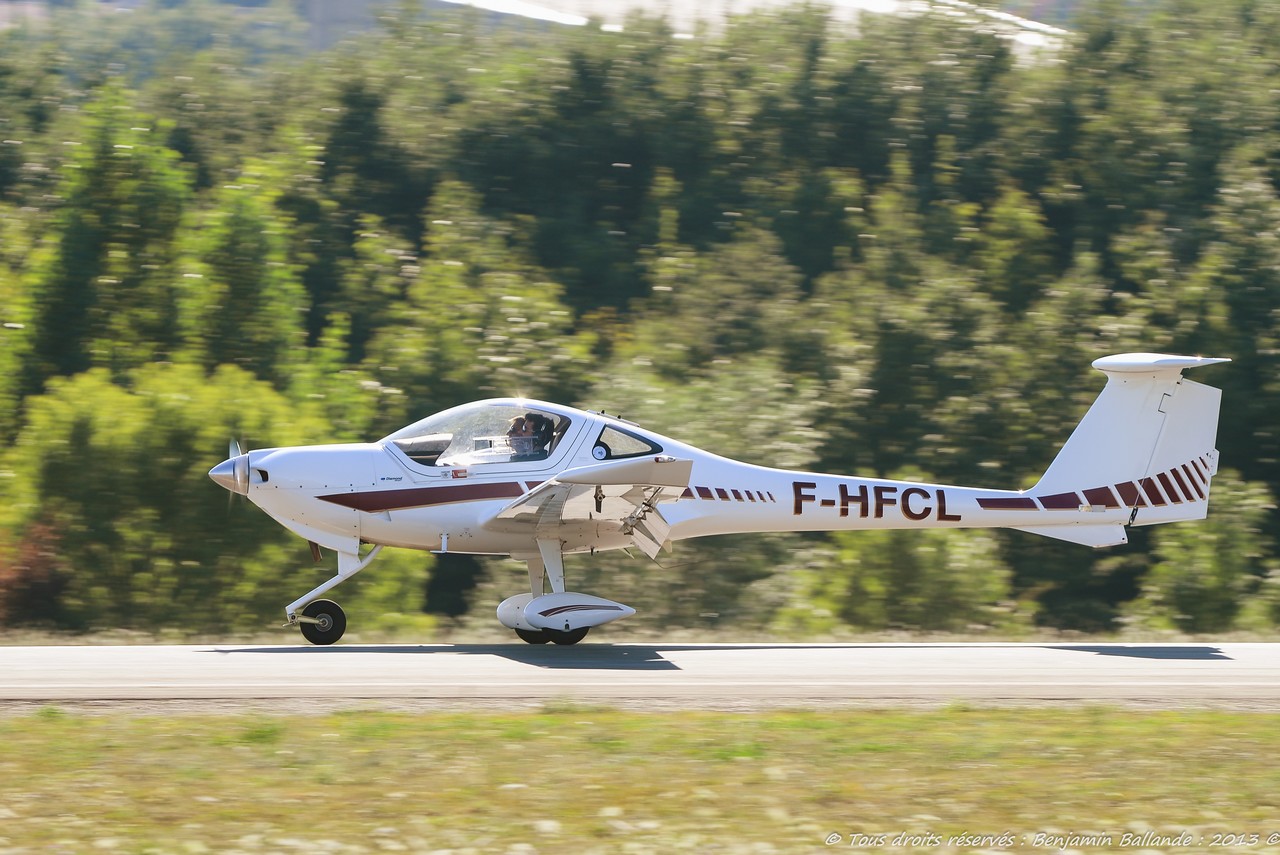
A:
284;544;383;645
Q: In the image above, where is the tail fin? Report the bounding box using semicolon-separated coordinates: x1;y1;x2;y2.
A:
1020;353;1229;544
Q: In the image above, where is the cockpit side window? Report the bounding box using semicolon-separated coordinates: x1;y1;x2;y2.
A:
392;433;452;466
386;403;569;467
591;425;662;461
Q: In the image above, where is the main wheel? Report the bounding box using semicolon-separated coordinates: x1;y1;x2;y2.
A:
299;599;346;645
515;628;551;645
546;627;590;646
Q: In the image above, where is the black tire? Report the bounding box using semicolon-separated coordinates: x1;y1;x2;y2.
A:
515;628;551;645
299;599;346;645
546;627;590;646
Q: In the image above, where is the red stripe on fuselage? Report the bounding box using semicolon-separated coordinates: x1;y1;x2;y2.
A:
977;497;1038;510
1038;491;1083;510
319;482;525;512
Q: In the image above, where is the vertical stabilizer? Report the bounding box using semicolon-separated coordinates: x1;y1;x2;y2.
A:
1024;353;1228;538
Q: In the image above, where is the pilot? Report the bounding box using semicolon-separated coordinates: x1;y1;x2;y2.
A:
513;413;553;461
507;416;533;459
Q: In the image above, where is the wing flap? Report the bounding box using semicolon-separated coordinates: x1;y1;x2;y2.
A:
628;520;664;559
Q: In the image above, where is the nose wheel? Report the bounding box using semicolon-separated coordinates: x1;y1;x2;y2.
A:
297;599;346;645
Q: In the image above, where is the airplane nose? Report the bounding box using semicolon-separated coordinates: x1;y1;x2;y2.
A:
209;455;249;495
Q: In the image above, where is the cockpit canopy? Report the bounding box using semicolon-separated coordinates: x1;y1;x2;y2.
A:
383;401;570;468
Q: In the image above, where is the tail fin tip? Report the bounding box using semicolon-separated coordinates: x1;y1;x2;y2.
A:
1092;352;1230;374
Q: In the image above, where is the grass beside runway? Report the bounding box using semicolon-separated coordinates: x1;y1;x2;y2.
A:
3;705;1280;852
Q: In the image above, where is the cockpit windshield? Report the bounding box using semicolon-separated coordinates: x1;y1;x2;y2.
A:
383;402;570;468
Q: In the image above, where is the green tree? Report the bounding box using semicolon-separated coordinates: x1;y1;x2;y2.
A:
0;38;63;201
0;203;37;441
780;525;1023;634
319;77;429;242
451;18;679;313
362;179;586;419
1124;472;1277;633
176;172;307;384
2;0;1279;638
286;312;389;442
973;183;1056;314
337;215;417;363
1187;156;1280;493
624;224;812;382
26;89;189;391
0;365;331;632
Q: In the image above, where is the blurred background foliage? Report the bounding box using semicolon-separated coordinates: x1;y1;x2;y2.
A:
1;0;1278;638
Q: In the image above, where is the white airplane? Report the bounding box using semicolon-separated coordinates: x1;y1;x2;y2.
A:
210;352;1228;645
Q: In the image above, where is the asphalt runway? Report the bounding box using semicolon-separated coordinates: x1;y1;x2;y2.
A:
1;642;1278;711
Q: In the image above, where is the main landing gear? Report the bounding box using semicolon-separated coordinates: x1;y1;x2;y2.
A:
498;540;633;645
509;542;589;646
515;627;591;645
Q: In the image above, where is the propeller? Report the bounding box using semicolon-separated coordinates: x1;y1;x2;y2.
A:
209;438;251;497
230;439;250;496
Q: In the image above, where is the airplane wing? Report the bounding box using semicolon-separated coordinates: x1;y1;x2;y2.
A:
482;456;693;558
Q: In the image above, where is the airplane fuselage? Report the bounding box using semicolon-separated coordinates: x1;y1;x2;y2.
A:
236;403;1146;560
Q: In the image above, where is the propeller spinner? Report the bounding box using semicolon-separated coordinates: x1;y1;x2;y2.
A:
209;439;251;496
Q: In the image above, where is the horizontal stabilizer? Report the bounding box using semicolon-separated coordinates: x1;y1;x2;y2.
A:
1091;353;1230;373
1013;524;1129;548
